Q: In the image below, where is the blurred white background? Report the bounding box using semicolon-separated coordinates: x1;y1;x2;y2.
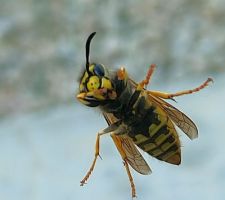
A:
0;0;225;199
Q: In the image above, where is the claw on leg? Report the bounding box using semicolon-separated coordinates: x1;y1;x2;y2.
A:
80;154;98;186
80;124;119;186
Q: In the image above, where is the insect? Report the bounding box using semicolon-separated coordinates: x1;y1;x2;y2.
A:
77;32;213;198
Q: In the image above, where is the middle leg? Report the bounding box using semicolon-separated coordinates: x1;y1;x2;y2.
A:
139;64;156;89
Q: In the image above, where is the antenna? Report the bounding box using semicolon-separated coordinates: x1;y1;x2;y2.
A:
85;32;96;74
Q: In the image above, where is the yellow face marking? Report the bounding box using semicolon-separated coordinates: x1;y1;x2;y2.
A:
79;72;89;92
89;64;95;73
101;77;112;90
92;91;105;100
87;76;100;91
81;72;88;83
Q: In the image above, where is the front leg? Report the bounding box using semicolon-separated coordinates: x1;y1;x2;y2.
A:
138;64;156;89
80;122;124;186
80;132;103;186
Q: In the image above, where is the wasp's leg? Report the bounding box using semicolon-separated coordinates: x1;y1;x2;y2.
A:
138;64;156;89
80;123;122;186
149;77;213;100
80;133;101;186
111;134;136;198
80;131;107;186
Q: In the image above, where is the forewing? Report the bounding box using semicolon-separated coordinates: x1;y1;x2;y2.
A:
148;93;198;140
119;136;152;175
103;113;151;175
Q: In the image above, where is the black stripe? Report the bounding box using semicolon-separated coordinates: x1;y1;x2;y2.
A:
160;134;175;145
147;134;175;154
127;90;141;110
128;106;160;140
137;124;169;148
156;143;179;160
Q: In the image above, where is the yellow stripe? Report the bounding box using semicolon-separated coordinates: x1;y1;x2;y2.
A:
134;134;149;145
160;150;178;161
148;124;158;136
148;106;167;137
161;141;176;151
143;143;156;152
155;134;169;145
150;148;163;157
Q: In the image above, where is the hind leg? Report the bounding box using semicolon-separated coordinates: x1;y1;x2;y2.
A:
149;78;213;100
111;134;136;198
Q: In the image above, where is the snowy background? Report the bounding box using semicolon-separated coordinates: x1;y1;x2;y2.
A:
0;0;225;200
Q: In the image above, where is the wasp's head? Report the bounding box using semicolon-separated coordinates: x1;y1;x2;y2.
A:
77;32;117;107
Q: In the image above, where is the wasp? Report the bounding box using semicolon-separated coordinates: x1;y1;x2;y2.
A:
77;32;213;198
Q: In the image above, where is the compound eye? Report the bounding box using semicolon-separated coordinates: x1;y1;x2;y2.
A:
86;76;100;91
93;64;105;76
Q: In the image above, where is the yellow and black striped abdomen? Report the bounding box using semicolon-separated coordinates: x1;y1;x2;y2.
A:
129;99;181;165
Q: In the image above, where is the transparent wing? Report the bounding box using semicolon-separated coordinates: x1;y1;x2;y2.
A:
103;113;151;175
119;135;152;175
148;93;198;140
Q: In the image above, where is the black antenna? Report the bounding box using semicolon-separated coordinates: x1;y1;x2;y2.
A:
86;32;96;75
